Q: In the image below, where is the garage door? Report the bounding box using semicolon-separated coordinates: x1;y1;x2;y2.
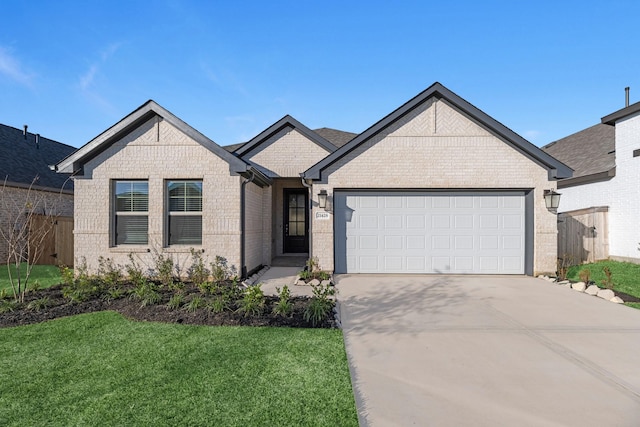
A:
334;191;526;274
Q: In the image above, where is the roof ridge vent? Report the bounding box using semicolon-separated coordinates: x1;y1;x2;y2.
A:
23;124;28;139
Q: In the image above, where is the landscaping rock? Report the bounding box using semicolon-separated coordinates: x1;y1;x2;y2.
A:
597;289;615;300
308;279;320;287
610;296;624;304
537;275;545;279
558;280;571;285
321;280;332;287
564;283;572;288
585;285;600;296
571;282;586;292
295;279;307;286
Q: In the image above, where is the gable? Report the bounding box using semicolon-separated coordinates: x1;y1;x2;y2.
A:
56;100;270;187
304;82;572;182
243;127;334;177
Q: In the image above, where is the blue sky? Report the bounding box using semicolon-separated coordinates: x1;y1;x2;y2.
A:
1;1;639;148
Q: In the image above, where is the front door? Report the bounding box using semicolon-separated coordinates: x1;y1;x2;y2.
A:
283;189;308;253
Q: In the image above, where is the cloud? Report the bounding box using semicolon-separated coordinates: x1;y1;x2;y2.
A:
77;42;123;115
0;46;34;87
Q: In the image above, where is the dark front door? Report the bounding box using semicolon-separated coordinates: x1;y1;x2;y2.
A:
284;189;308;253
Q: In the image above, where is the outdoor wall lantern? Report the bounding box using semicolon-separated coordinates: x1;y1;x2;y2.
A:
318;189;328;209
543;189;561;213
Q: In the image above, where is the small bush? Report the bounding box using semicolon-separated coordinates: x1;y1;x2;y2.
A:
167;294;185;310
152;251;175;288
131;280;161;307
579;269;591;284
602;267;614;289
187;249;210;284
27;297;51;311
304;282;335;327
59;265;75;287
102;286;126;302
185;296;205;313
126;254;147;287
208;295;232;314
0;299;18;313
62;260;104;303
273;285;293;317
211;255;237;283
238;285;265;317
97;257;123;288
28;280;41;292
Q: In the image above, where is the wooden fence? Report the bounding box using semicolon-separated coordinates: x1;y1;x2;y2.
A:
29;215;74;267
557;206;609;264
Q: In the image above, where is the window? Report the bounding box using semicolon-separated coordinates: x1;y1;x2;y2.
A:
167;180;202;245
114;180;148;245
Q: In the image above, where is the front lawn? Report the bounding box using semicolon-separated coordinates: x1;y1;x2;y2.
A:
566;260;640;300
0;263;62;293
0;311;358;426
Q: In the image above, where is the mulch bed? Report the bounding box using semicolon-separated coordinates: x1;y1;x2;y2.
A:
0;283;336;329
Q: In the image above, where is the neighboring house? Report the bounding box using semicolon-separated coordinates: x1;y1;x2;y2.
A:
56;82;571;276
0;124;75;263
543;99;640;263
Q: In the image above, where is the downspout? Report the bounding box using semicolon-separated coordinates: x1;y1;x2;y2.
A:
240;170;255;279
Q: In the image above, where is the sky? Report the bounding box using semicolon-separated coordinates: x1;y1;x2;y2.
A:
1;0;639;149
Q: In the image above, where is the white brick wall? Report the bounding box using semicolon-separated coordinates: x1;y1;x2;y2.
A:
74;117;243;273
560;111;640;262
244;128;331;177
310;98;558;275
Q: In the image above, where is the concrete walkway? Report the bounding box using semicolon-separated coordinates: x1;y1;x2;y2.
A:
336;275;640;426
257;266;315;297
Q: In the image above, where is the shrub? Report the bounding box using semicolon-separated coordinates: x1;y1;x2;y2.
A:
0;299;18;313
97;256;123;288
185;296;205;313
167;294;185;310
101;286;126;302
28;280;41;292
187;249;210;284
152;251;175;288
131;280;161;307
556;254;574;280
238;285;265;317
125;253;147;287
208;295;232;314
602;267;614;289
579;269;591;284
211;255;236;283
62;259;104;303
27;297;50;311
273;285;293;317
304;282;335;327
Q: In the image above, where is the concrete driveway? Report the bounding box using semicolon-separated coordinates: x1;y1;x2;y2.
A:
336;275;640;426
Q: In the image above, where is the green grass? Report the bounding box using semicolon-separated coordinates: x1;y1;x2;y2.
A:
0;312;358;427
566;260;640;299
0;264;62;292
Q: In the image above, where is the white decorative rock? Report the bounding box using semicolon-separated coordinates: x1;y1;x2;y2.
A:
585;285;600;296
558;280;571;285
572;282;586;292
308;279;320;287
321;280;332;286
295;279;307;286
610;296;624;304
597;289;615;300
537;275;545;279
564;283;572;288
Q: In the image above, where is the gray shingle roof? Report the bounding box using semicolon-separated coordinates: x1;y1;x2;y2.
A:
312;128;357;147
542;124;615;180
0;124;76;192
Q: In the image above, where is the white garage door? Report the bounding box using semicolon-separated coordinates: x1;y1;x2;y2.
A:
334;191;526;274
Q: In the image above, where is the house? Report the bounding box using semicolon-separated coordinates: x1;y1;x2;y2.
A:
56;82;571;276
0;124;75;264
543;96;640;264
